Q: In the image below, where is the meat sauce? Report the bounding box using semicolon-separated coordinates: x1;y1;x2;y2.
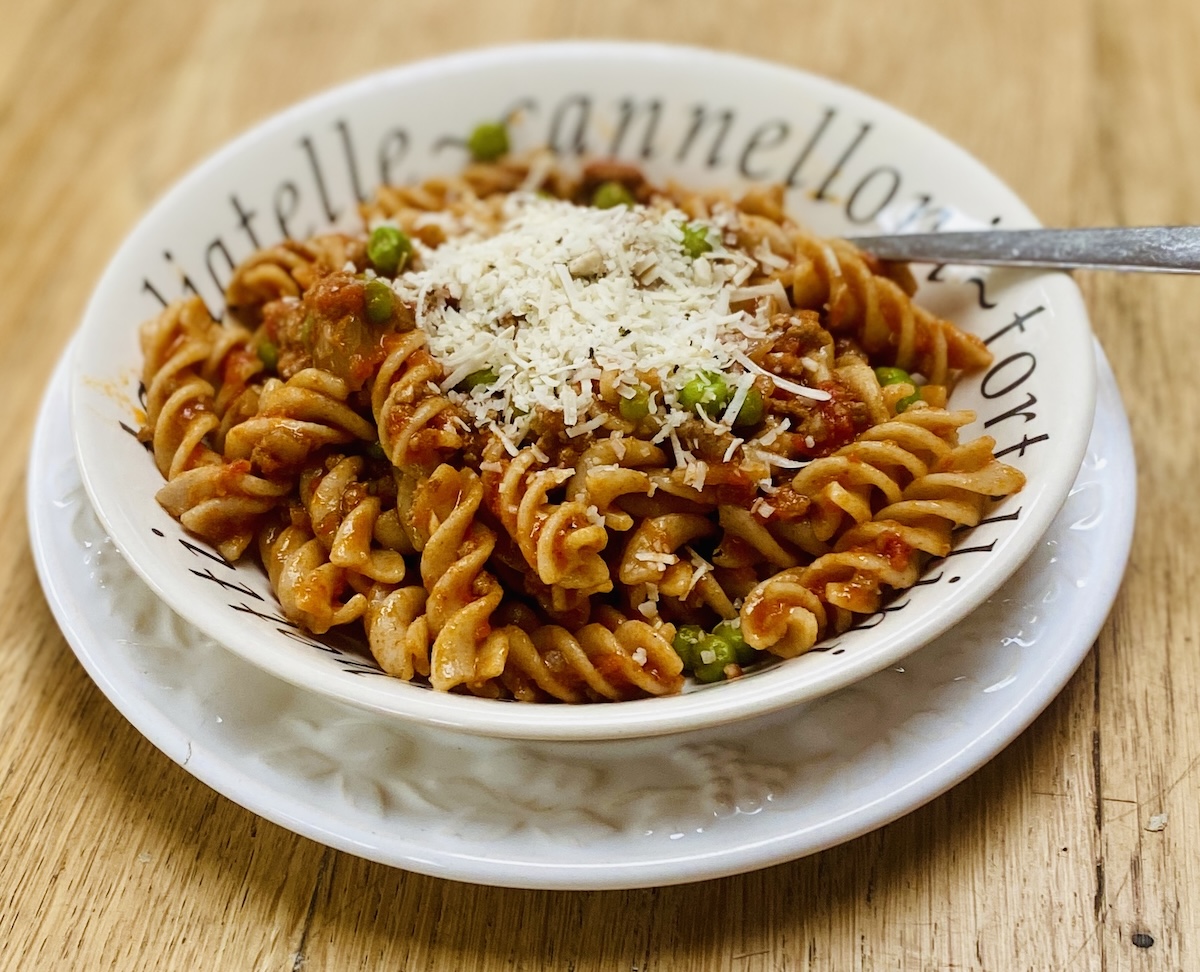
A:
263;271;407;392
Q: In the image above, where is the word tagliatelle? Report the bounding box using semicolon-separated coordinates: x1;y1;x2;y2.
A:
137;135;1025;703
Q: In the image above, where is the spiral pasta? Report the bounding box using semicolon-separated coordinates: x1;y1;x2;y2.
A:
489;446;612;598
299;455;408;584
224;369;377;477
410;464;505;692
259;521;368;634
363;584;431;681
137;147;1026;703
487;606;685;703
138;297;286;560
370;331;465;474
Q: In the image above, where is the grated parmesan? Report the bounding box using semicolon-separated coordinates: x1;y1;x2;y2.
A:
684;547;714;597
391;193;775;443
730;350;831;402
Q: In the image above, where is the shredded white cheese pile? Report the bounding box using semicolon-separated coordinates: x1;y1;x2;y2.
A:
390;192;821;443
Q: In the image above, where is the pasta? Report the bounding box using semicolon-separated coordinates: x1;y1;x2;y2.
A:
137;134;1025;702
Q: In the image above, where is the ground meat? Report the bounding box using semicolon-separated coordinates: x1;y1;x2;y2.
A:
759;311;833;381
766;379;872;457
673;416;740;464
264;271;402;392
764;483;811;520
521;407;585;469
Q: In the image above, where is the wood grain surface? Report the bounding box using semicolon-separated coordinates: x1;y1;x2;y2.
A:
3;1;1197;968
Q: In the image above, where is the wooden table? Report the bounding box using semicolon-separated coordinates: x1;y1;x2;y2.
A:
3;1;1196;968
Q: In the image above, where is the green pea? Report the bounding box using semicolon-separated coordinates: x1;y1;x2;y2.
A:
367;225;413;277
618;386;651;422
300;314;314;349
712;620;757;666
673;624;706;672
874;365;912;387
874;365;921;412
680;222;712;259
365;441;388;461
732;388;765;428
467;121;509;162
256;340;278;371
592;181;635;209
678;371;730;414
459;367;499;391
692;634;738;683
364;277;395;324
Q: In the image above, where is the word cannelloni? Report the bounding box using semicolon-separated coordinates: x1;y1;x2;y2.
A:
137;135;1025;703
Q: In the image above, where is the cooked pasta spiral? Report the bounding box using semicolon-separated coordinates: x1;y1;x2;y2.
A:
566;438;666;531
779;408;980;555
370;331;465;474
223;369;376;477
718;184;988;386
490;447;612;598
618;513;738;621
786;234;990;386
154;462;289;563
259;522;368;634
739;408;1026;657
299;455;408;584
139;297;262;476
410;465;505;692
138;298;284;560
362;584;431;681
488;605;684;703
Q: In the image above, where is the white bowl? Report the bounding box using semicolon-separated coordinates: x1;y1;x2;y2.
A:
69;41;1096;741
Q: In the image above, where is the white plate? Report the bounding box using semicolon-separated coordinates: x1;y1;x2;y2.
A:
69;42;1097;739
33;339;1133;889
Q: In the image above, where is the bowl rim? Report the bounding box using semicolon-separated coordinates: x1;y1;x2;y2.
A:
69;40;1098;740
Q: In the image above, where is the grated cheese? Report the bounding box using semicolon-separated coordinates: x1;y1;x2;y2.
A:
756;418;791;448
730;350;831;402
729;279;792;308
719;371;757;428
683;459;709;491
746;448;810;470
752;240;791;271
564;413;609;439
391;193;773;443
684;547;714;597
634;551;679;567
